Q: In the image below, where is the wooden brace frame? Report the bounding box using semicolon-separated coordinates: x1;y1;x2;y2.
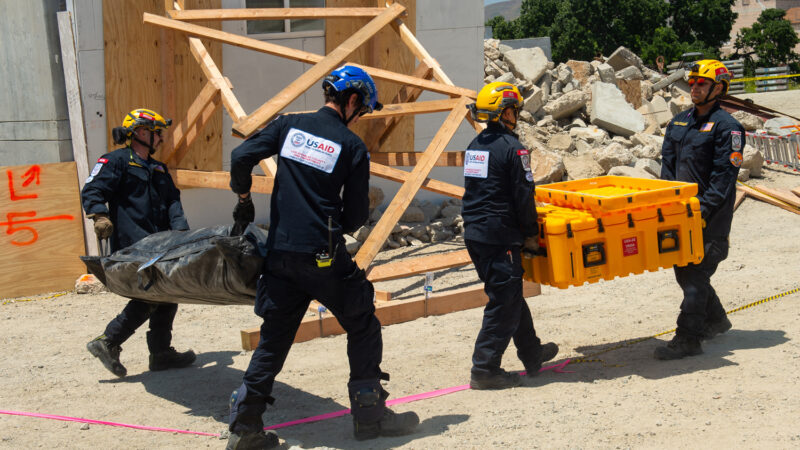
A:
148;1;535;347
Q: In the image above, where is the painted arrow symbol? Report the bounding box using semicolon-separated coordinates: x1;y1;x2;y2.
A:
22;165;41;187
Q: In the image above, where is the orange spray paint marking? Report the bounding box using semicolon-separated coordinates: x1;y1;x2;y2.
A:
0;212;74;246
6;167;39;201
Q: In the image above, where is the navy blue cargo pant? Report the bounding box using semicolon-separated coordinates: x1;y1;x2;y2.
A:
230;244;382;432
675;238;729;338
466;239;541;377
104;300;178;353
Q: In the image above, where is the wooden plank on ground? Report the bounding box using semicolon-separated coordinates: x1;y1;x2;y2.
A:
171;7;386;21
57;11;98;257
792;187;800;198
1;162;86;299
369;151;465;167
174;170;273;193
736;183;800;215
734;188;746;211
231;3;406;137
755;185;800;208
367;249;472;282
356;98;470;268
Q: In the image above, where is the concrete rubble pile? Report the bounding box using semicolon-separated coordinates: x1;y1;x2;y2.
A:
350;43;779;254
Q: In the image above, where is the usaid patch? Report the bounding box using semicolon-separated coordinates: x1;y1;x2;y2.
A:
280;128;342;173
731;130;742;151
464;150;490;178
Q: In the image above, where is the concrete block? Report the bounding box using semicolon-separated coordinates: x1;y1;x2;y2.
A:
566;60;593;86
634;158;661;177
616;66;643;81
590;82;645;137
597;63;615;84
765;117;796;136
522;85;545;115
669;95;693;116
547;133;575;153
742;144;764;177
569;126;608;144
731;110;764;131
564;153;605;180
607;165;657;179
637;96;672;127
543;90;588;119
531;148;565;184
504;47;549;84
592;142;635;172
606;46;643;71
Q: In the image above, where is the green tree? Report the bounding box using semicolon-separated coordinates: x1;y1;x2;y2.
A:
734;8;800;67
669;0;738;49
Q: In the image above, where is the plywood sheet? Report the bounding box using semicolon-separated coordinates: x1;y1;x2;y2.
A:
104;0;222;171
0;162;86;299
326;0;415;152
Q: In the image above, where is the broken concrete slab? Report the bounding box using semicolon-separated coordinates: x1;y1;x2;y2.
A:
569;125;608;144
742;143;764;177
669;94;693;116
590;82;645;137
617;79;642;109
731;110;764;131
547;133;575;153
638;96;672;127
563;153;605;180
607;165;657;179
606;46;644;71
634;158;661;177
504;47;549;85
522;85;545;115
592;142;636;172
597;63;615;84
566;60;593;87
616;66;643;81
765;117;796;136
543;89;588;119
531;148;565;184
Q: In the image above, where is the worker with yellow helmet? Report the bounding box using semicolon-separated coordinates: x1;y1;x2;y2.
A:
656;59;744;360
461;82;559;389
82;108;195;378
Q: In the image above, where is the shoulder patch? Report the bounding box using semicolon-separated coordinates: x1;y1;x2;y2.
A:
730;151;743;168
153;164;166;173
673;121;688;126
86;161;105;184
731;130;742;151
280;127;342;173
700;122;715;132
97;157;108;163
517;149;532;172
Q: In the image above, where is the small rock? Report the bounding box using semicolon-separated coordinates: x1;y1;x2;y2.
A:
80;423;90;431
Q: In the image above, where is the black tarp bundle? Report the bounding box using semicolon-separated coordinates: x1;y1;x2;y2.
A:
80;225;267;305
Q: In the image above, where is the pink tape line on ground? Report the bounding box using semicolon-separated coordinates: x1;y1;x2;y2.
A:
0;409;219;437
265;358;573;430
0;359;573;436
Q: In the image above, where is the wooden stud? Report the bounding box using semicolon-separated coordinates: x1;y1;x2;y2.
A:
368;151;465;167
186;35;247;121
174;170;273;193
170;7;386;21
374;290;392;301
370;162;464;198
143;13;476;101
390;19;453;86
356;98;470;269
231;3;406;137
368;249;471;282
736;184;800;215
792;186;800;198
754;185;800;208
734;188;746;211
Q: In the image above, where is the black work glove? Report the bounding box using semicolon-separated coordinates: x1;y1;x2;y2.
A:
231;193;255;236
522;236;544;258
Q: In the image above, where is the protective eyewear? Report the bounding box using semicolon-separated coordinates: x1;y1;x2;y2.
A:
687;77;709;87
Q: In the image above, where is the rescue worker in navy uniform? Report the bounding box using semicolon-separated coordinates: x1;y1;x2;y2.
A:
462;82;559;390
656;60;744;360
82;108;196;378
225;66;418;449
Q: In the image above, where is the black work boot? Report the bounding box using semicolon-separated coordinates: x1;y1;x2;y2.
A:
225;430;279;450
524;342;560;376
353;407;420;441
149;347;196;371
654;335;703;360
469;369;521;390
86;335;127;378
701;316;732;341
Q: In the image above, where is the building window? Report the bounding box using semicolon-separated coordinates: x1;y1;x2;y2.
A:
245;0;325;36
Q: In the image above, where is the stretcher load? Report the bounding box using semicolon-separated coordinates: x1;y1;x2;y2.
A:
523;176;705;289
80;225;267;305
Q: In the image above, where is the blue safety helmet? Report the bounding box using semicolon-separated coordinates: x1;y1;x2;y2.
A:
322;65;383;116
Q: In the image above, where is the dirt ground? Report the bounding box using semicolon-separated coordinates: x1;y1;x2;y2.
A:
3;99;800;449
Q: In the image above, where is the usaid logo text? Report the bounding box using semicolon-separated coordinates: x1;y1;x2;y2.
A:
306;139;336;153
468;153;486;162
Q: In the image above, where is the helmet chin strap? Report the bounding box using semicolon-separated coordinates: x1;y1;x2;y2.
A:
694;81;721;107
132;130;157;155
498;107;518;131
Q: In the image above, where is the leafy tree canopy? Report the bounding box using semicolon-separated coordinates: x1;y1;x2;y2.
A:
669;0;737;49
734;8;800;67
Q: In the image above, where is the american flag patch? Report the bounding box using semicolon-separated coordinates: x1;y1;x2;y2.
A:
700;122;715;132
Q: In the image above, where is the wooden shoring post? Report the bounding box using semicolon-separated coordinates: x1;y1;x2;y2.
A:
186;36;247;122
163;80;221;165
143;13;476;99
284;98;459;120
169;7;386;21
175;170;273;194
367;249;472;282
369;151;465;167
356;97;470;269
370;162;464;198
364;61;433;151
231;3;406;137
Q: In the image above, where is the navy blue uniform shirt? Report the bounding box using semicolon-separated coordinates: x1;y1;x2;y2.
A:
229;106;370;253
660;103;744;239
81;147;188;250
461;122;538;246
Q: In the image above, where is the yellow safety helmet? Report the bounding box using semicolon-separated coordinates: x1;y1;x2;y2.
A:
468;82;523;123
688;59;731;95
113;108;172;145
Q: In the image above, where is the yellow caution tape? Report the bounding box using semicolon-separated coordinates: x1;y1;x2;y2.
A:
730;73;800;84
569;286;800;366
1;291;69;306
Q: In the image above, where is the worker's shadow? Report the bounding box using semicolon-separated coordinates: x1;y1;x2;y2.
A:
105;350;467;446
522;328;789;387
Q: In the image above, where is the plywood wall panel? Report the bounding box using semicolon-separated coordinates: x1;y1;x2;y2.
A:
325;0;415;152
103;0;222;170
0;162;86;299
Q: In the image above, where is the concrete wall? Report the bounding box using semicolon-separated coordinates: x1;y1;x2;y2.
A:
0;1;72;166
